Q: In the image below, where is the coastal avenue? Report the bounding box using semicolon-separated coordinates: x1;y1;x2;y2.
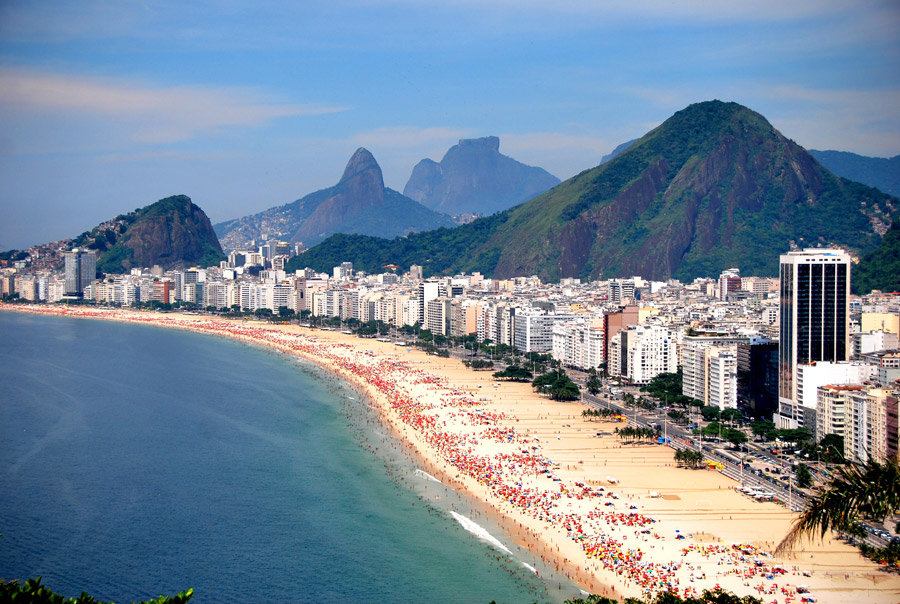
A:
581;391;810;512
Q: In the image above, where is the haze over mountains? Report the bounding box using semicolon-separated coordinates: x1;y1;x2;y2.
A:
403;136;560;216
293;100;899;283
808;150;900;198
214;149;454;250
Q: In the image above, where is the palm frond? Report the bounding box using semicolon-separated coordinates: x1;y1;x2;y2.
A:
776;455;900;554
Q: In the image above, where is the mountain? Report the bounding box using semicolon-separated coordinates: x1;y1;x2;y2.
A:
292;101;899;282
809;150;900;197
402;136;560;216
73;195;225;274
600;139;638;164
215;149;453;250
853;217;900;294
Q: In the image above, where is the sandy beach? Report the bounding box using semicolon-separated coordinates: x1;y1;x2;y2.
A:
4;303;899;603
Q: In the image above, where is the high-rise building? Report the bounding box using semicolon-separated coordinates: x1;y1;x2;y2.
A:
63;248;97;296
778;248;851;428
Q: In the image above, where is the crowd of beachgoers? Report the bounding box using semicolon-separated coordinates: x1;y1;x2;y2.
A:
5;304;895;604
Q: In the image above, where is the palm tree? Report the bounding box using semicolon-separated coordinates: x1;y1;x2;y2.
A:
777;455;900;553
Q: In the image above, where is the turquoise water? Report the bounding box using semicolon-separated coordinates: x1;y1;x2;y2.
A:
0;311;580;603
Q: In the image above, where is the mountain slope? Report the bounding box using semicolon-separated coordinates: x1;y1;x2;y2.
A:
853;217;900;294
295;101;898;281
215;149;454;250
74;195;225;274
403;136;560;216
809;150;900;197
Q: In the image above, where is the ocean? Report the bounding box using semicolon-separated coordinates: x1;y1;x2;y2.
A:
0;311;580;603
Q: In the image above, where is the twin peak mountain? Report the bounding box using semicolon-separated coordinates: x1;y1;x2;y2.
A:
214;138;558;250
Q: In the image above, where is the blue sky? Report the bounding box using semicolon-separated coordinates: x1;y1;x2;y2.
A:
1;0;898;249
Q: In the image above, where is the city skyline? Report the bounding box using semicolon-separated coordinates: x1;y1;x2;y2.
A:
1;1;899;250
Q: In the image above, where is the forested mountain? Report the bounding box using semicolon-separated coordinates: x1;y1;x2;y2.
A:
292;101;898;281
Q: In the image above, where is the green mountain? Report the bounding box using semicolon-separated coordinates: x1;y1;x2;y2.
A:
215;148;454;250
74;195;225;274
809;150;900;198
853;217;900;294
291;101;898;281
403;136;560;216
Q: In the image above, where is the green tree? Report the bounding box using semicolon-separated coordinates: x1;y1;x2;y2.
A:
701;406;721;422
795;463;813;489
493;365;534;382
720;408;742;426
751;420;776;441
586;374;602;396
722;428;748;446
532;368;580;401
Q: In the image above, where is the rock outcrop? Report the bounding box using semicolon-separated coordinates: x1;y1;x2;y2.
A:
403;136;560;216
215;149;454;250
91;195;225;274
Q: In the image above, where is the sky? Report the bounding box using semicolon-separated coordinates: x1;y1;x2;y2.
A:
1;0;899;250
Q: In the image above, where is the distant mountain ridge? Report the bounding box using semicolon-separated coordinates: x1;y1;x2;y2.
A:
215;148;453;250
293;101;899;281
72;195;225;274
809;149;900;197
599;139;638;164
402;136;560;216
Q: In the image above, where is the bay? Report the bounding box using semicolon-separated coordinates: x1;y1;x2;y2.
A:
0;311;577;603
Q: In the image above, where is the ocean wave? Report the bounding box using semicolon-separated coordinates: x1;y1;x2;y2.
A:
415;468;441;483
449;511;513;555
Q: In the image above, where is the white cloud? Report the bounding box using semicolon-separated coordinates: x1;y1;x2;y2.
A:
0;67;348;146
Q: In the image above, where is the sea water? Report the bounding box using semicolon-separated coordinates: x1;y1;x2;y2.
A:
0;312;580;603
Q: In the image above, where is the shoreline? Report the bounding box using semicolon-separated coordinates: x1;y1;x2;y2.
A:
3;303;898;603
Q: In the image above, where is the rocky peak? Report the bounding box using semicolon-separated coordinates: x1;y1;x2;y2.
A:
340;147;384;188
457;136;500;152
403;136;559;215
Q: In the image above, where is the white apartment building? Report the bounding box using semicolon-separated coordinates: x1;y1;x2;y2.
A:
707;347;738;409
514;311;572;353
608;324;676;384
794;361;877;430
551;317;605;370
425;297;452;336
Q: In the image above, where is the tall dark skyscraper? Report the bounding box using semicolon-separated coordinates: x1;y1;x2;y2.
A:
778;249;850;428
63;248;97;297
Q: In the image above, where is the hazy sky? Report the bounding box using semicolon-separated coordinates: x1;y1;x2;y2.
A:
1;1;898;249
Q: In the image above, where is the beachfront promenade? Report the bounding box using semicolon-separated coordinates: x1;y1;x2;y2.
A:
3;303;898;604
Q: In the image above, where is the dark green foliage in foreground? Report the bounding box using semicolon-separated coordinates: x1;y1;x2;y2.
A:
0;577;193;604
853;217;900;294
778;455;900;553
